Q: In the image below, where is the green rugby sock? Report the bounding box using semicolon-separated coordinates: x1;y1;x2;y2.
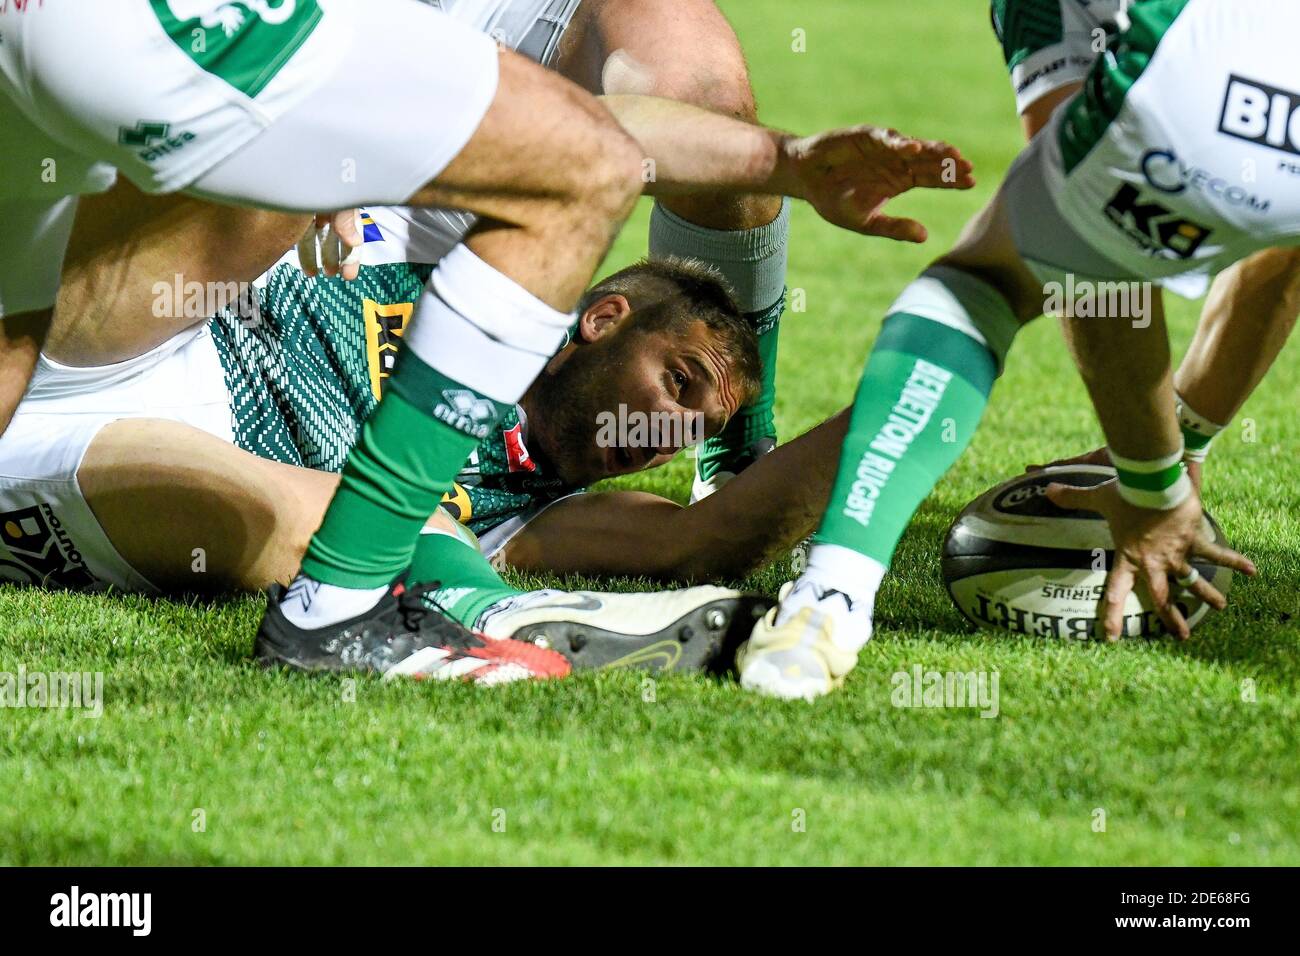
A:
816;268;1018;565
650;200;789;480
409;531;521;629
300;351;508;589
697;296;783;480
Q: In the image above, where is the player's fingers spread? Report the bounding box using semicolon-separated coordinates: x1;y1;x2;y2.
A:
320;225;342;277
867;215;927;243
1101;564;1135;642
1183;571;1227;611
1196;539;1257;577
912;144;976;188
297;225;320;278
341;241;363;282
1045;482;1093;512
1165;600;1190;641
1145;564;1188;640
335;208;363;249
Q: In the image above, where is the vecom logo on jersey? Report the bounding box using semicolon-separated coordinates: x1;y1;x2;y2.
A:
1218;75;1300;157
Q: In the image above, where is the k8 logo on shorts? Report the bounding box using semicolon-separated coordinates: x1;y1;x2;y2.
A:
1218;74;1300;157
1102;183;1212;260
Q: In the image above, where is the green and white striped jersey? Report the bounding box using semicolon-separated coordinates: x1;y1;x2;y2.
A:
208;255;580;539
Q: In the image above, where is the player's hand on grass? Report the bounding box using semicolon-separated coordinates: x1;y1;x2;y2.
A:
1027;447;1203;491
1045;479;1254;641
297;210;363;280
777;126;975;241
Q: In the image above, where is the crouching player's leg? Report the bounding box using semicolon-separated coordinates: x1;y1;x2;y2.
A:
738;197;1039;700
990;1;1300;489
556;0;789;499
239;23;645;675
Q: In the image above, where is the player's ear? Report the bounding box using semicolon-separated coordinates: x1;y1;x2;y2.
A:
577;294;632;342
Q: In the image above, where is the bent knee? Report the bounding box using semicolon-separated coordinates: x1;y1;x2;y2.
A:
650;69;758;123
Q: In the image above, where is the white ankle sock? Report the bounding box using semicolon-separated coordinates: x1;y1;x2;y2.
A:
279;576;391;630
776;543;885;652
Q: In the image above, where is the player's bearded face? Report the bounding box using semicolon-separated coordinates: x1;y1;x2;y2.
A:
530;325;730;487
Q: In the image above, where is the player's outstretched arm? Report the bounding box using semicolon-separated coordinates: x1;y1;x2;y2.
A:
1047;289;1255;641
306;94;980;278
599;94;975;241
499;411;848;581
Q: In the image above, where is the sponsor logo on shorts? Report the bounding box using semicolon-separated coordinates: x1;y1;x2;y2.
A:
1140;149;1271;212
0;505;95;589
1218;74;1300;157
434;390;497;440
118;121;197;165
1101;182;1212;260
362;299;412;400
438;482;474;524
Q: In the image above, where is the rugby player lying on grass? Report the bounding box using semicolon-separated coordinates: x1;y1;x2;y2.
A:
2;0;974;683
738;0;1290;699
991;0;1300;488
0;192;847;673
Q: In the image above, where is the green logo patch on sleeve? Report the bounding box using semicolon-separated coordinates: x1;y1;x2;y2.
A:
150;0;323;98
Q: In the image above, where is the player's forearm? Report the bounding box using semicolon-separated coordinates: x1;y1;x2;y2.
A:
1059;295;1182;462
599;94;795;198
1176;247;1300;425
665;411;850;581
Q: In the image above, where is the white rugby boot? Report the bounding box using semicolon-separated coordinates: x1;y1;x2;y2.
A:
477;586;773;673
736;583;865;701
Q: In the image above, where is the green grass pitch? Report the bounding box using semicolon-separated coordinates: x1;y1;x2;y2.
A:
3;0;1298;865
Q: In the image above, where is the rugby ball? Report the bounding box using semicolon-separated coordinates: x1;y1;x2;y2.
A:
941;465;1233;640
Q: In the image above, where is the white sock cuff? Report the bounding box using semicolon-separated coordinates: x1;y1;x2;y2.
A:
889;265;1020;372
806;542;886;598
404;245;575;404
649;199;790;312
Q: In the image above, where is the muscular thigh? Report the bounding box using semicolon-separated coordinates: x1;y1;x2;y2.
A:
553;0;774;227
80;419;340;593
51;180;308;367
555;0;751;109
